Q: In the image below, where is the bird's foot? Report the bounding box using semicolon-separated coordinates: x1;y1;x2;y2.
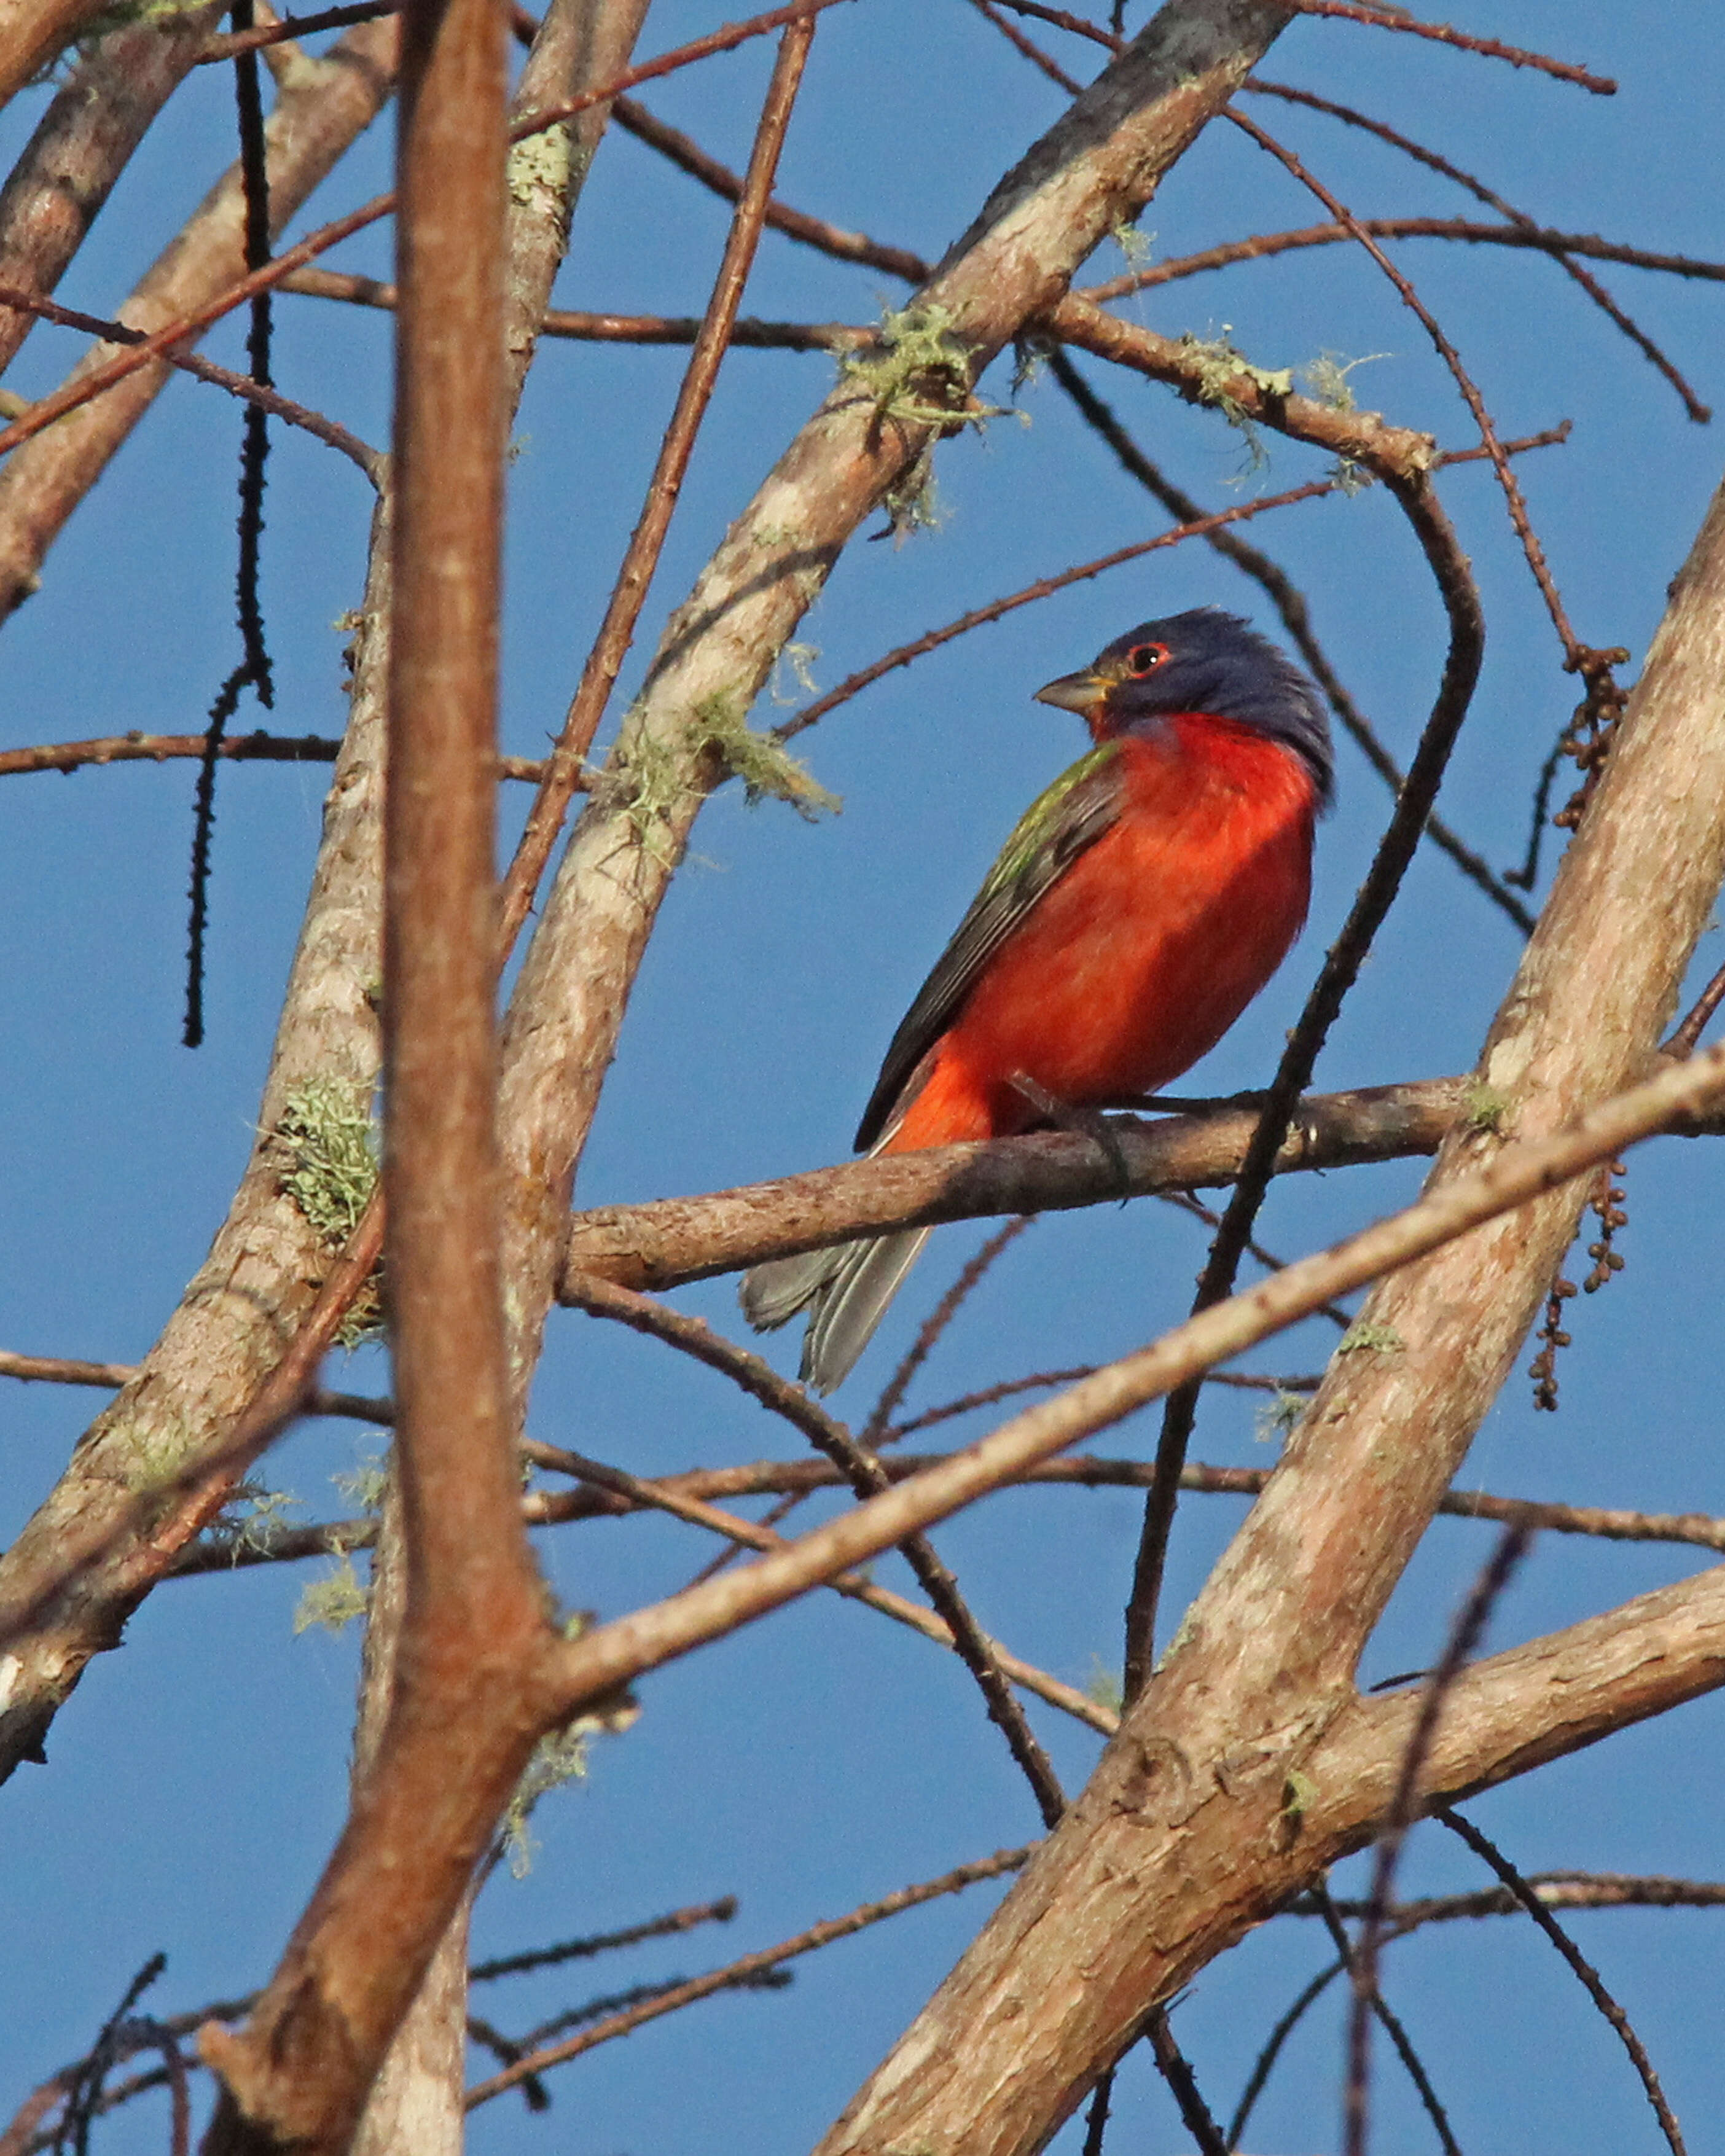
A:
1008;1072;1135;1203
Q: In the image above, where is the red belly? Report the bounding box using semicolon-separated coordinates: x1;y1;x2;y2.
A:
886;717;1317;1150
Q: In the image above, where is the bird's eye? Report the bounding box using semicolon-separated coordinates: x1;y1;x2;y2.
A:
1126;642;1168;676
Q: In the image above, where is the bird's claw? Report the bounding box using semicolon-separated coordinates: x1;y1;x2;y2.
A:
1008;1072;1135;1203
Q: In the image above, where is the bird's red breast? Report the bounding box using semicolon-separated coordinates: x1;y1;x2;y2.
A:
882;712;1318;1152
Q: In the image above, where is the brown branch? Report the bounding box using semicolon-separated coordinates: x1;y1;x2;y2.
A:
1242;78;1710;422
0;12;401;620
0;0;114;106
1049;291;1440;474
1079;217;1725;304
1288;1;1614;92
609;95;929;283
199;0;397;61
560;1077;1470;1290
0;0;848;475
968;0;1083;95
539;1042;1725;1729
1434;1807;1687;2156
200;0;544;2148
515;1432;1116;1733
0;0;227;377
565;1273;1077;1815
281;264;870;348
0;730;550;781
0;0;642;1784
165;1456;1725;1576
0;281;381;476
464;1845;1039;2106
810;1561;1725;2155
493;12;817;966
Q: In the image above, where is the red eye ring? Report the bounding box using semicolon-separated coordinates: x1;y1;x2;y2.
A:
1126;641;1168;676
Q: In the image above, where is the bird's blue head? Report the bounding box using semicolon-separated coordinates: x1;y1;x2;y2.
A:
1034;607;1334;805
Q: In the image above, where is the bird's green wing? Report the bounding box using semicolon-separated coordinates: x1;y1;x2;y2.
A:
854;741;1127;1149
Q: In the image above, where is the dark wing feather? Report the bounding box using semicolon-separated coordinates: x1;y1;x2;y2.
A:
853;742;1126;1149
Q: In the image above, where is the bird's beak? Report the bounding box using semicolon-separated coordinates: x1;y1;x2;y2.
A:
1034;668;1106;716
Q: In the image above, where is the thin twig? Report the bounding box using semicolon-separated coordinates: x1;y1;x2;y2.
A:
0;283;379;475
282;265;870;348
966;0;1082;95
1243;77;1709;421
774;480;1344;743
1079;219;1725;306
1434;1808;1687;2156
0;733;544;781
861;1219;1034;1447
1345;1529;1532;2156
470;1898;738;1983
1310;1884;1460;2156
0;0;850;464
1664;958;1725;1058
198;0;395;58
495;11;817;955
1227;1951;1347;2147
565;1275;1070;1820
162;1456;1725;1581
514;1429;1116;1733
463;1845;1037;2105
1288;1;1614;93
610;95;928;283
1222;104;1595;676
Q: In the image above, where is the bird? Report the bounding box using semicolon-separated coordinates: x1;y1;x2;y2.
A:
740;606;1333;1394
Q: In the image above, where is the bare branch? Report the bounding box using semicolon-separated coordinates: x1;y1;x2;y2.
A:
560;1077;1470;1289
464;1845;1039;2106
541;1043;1725;1727
200;0;545;2143
0;13;401;619
0;0;227;375
1287;1;1614;92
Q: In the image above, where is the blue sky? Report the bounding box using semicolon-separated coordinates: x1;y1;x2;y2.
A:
3;3;1725;2150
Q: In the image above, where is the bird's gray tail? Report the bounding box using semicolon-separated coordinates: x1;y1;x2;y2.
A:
739;1227;932;1395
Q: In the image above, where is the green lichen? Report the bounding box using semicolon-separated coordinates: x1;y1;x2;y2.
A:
1337;1321;1404;1356
332;1452;389;1514
840;303;977;431
1111;217;1156;274
696;692;840;820
121;1424;194;1493
506;123;576;208
841;305;1007;542
1178;329;1293;473
1301;350;1388;413
770;641;821;703
275;1077;382;1342
1463;1079;1512;1133
1254;1388;1309;1442
224;1485;305;1558
1085;1658;1125;1716
1281;1768;1318;1824
499;1614;640;1875
293;1547;370;1635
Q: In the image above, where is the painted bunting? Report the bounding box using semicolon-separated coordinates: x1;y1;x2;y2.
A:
740;607;1333;1392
